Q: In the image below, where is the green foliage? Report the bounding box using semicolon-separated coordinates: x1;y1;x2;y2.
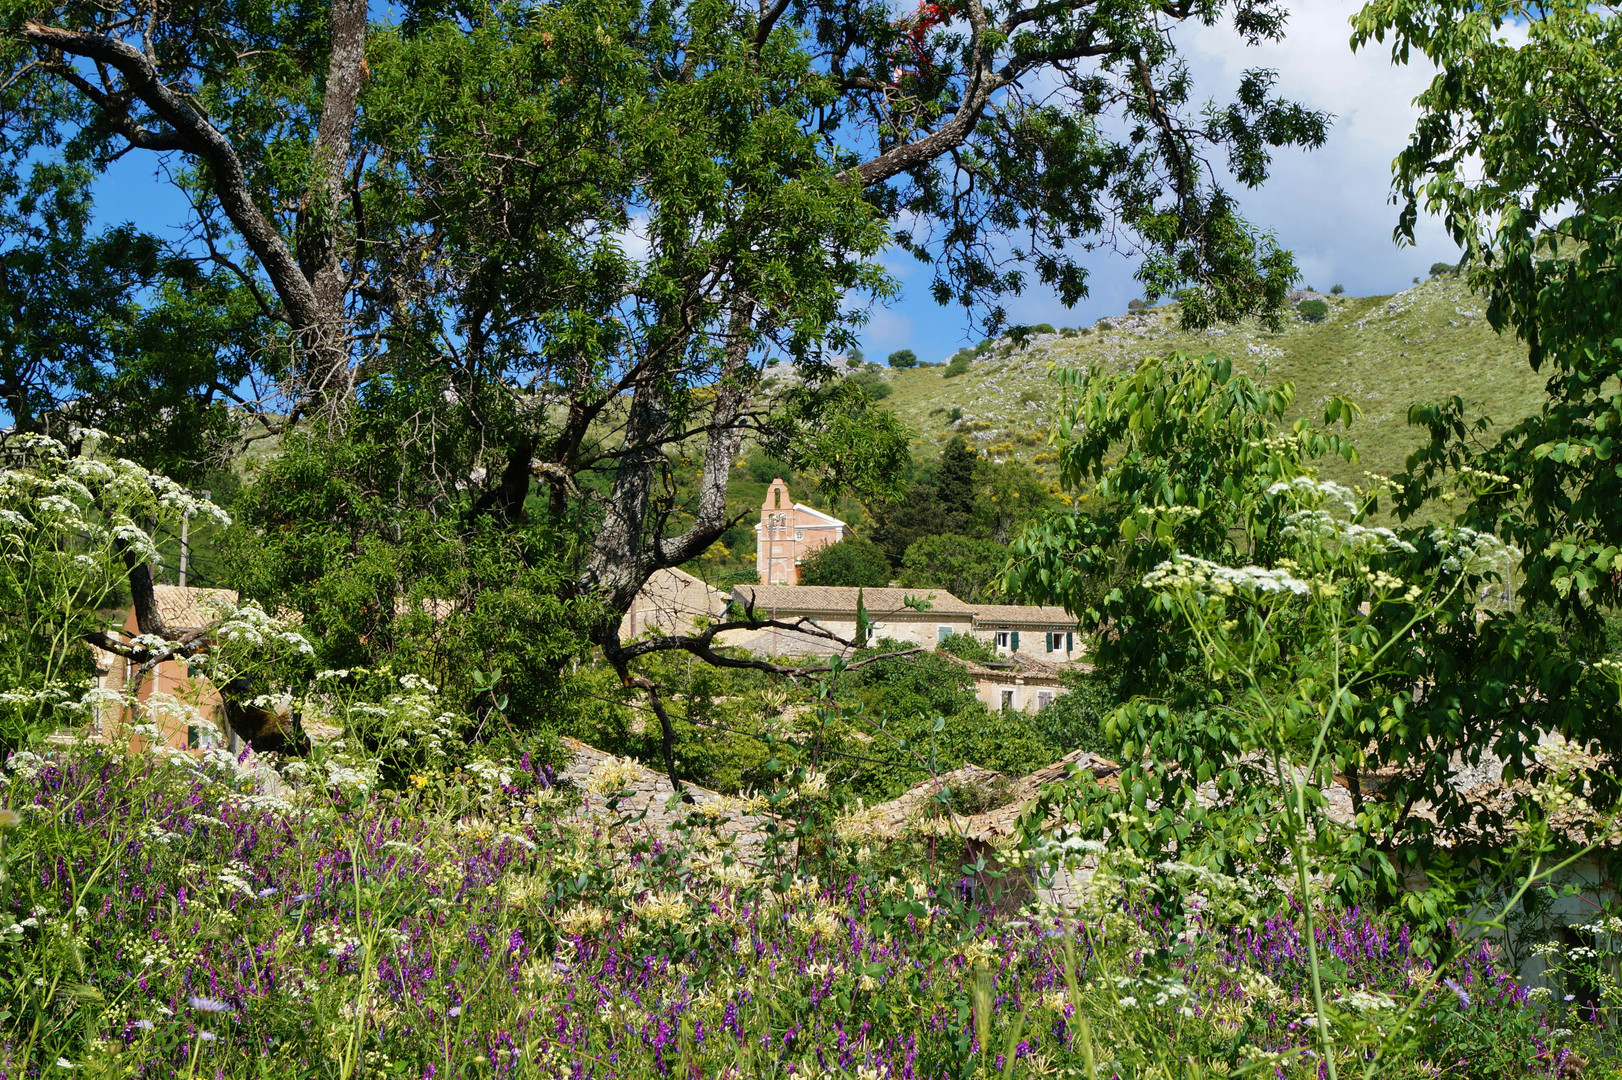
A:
869;436;979;565
1031;667;1117;757
942;354;972;379
1297;298;1330;322
795;536;892;588
224;427;599;736
843;369;893;401
1006;351;1359;699
935;630;995;664
1330;283;1345;295
887;349;918;369
898;534;1010;603
845;650;1047;799
1354;0;1622;616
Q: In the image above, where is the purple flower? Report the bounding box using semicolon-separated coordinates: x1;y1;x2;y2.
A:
448;1006;463;1018
189;996;230;1013
257;887;278;898
292;893;317;902
1444;978;1471;1007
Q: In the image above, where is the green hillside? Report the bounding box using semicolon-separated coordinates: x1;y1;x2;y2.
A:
874;275;1548;489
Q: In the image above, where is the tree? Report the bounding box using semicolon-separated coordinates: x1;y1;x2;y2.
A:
935;436;980;524
971;459;1056;543
898;533;1010;603
1005;352;1359;700
887;349;918;369
797;536;892;588
1353;0;1622;619
6;0;1332;780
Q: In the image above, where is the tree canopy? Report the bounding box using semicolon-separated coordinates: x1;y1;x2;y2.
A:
0;0;1332;734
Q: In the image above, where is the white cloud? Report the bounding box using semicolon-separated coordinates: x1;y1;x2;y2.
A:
868;2;1465;361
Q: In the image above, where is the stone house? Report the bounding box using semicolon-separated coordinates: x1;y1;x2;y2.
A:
754;478;846;585
971;604;1082;661
619;567;731;640
102;584;238;751
953;653;1079;714
729;583;978;654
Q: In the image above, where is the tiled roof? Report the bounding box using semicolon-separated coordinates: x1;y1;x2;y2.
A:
731;584;977;616
725;626;854;658
971;604;1078;628
625;568;727;625
151;585;238;632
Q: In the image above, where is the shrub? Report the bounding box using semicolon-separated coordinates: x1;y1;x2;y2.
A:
1297;298;1330;322
845;369;892;400
947;406;964;424
1330;283;1345;295
943;354;971;378
1429;260;1460;277
937;630;995;663
795;535;891;587
887;348;918;368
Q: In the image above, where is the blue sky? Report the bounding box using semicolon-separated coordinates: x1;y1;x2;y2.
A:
854;0;1459;364
87;1;1456;370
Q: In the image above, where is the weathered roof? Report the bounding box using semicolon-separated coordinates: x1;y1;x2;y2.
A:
946;653;1088;683
725;626;853;658
861;750;1120;843
151;585;238;632
972;604;1078;628
732;584;977;616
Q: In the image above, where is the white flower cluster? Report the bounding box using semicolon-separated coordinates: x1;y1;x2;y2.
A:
465;757;515;792
217;861;257;898
322;757;376;795
347;692;456;758
5;751;45;779
1142;556;1309;598
1432;526;1521;575
1267;476;1357;512
1283;511;1418;556
213;602;314;657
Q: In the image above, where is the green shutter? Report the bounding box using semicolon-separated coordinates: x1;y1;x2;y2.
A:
1066;632;1073;652
1010;631;1019;651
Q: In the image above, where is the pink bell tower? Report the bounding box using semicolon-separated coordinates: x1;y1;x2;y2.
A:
754;478;846;585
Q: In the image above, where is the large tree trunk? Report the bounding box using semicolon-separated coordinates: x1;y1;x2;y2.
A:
586;303;758;653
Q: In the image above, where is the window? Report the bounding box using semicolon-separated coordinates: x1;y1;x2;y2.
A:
1037;691;1054;710
1066;632;1074;652
1000;690;1014;711
1045;632;1057;653
937;626;953;643
1010;631;1020;651
995;631;1009;649
774;489;782;508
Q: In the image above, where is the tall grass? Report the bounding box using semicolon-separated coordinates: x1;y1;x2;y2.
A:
0;742;1601;1078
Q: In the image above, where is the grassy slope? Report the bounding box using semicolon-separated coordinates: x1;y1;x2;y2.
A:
876;275;1549;489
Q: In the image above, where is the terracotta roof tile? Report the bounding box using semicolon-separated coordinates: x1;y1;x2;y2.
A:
971;604;1078;627
151;585;238;632
732;584;976;615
